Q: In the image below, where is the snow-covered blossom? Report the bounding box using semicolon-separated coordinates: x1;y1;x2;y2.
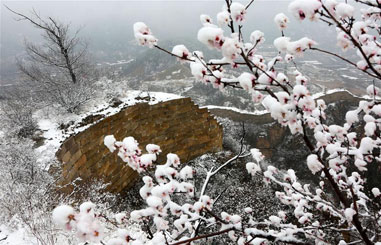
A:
209;70;225;89
146;144;161;154
230;2;246;22
52;205;75;229
354;159;367;171
238;72;255;91
166;153;180;167
285;37;317;56
104;135;116;152
335;3;355;18
366;84;379;97
53;203;104;242
274;13;289;30
200;14;212;25
252;91;264;103
133;22;157;48
295;74;308;85
357;60;368;70
179;165;194;180
352;21;368;38
172;45;191;61
288;0;322;21
221;35;241;62
337;32;352;51
372;188;381;197
251;148;264;163
344;208;356;222
246;162;261;176
190;62;207;81
133;22;150;35
197;26;224;49
284;53;294;62
306;154;324;174
325;0;338;15
314;131;328;147
346;110;359;125
114;213;126;224
250;30;265;45
217;11;230;26
80;202;96;214
274;37;290;53
276;73;289;84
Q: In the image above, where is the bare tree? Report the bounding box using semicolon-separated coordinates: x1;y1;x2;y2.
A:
6;6;97;113
0;86;37;138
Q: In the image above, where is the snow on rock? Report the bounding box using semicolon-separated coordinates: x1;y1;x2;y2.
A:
34;91;182;169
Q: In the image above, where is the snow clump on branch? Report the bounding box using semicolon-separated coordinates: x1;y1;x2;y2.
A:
230;2;246;22
133;22;157;48
274;13;289;30
197;26;225;49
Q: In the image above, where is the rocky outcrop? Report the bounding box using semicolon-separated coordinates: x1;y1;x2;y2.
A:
56;98;223;194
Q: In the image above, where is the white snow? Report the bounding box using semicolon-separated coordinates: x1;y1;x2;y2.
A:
171;69;181;74
342;74;358;80
335;3;355;18
203;105;268;116
105;59;134;66
0;225;38;245
205;89;366;120
303;60;322;65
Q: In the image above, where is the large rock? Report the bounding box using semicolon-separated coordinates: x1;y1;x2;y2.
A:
56;98;223;194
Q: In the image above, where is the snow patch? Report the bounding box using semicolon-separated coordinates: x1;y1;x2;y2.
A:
171;69;181;74
303;60;322;65
342;74;358;80
206;89;365;118
203;105;268;115
105;59;134;66
0;225;37;245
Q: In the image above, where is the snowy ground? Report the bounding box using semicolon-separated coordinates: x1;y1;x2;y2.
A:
0;225;36;245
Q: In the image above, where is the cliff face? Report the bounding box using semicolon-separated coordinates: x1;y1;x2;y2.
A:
56;98;223;194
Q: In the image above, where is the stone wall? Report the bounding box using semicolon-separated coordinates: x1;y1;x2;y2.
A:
56;98;223;194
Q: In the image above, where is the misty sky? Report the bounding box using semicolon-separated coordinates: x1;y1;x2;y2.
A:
1;0;328;55
1;0;338;82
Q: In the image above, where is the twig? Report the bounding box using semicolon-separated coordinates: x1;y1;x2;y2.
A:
170;228;234;245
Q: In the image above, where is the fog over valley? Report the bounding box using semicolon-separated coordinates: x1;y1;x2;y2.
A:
1;0;368;93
